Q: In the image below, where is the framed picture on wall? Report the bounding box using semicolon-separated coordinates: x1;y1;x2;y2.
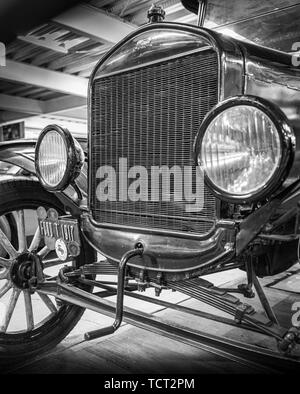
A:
0;121;25;141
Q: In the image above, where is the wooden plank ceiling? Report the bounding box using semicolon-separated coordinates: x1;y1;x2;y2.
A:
0;0;300;128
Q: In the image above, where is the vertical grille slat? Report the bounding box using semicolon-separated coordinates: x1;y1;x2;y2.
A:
90;49;219;235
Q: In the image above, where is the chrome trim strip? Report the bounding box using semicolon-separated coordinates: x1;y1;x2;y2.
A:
127;248;234;273
88;214;217;241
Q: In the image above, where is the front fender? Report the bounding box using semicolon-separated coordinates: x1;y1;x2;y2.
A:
0;139;36;174
0;139;87;215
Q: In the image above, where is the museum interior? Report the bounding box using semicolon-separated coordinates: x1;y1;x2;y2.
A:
0;0;300;375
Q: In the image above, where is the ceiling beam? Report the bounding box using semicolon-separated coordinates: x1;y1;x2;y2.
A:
0;94;87;125
0;111;32;125
0;60;88;97
0;93;45;115
63;58;98;74
0;94;86;114
44;95;86;113
52;4;136;44
51;107;87;120
18;35;69;54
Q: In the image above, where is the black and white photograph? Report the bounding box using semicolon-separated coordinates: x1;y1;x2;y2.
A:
0;0;300;381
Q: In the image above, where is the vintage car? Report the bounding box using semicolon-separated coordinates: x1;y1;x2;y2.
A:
1;0;300;360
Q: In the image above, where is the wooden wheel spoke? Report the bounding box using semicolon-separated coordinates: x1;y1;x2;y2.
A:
15;210;27;252
0;268;9;280
0;256;11;281
23;290;34;331
0;257;11;269
0;227;18;259
0;288;20;333
28;227;41;252
38;292;57;314
0;281;12;298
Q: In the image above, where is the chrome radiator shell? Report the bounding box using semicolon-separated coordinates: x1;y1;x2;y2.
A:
88;24;244;240
84;24;244;275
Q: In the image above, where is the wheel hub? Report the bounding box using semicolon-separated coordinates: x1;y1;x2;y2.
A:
11;252;41;289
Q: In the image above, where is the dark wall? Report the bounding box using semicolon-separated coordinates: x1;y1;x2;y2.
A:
0;0;84;44
181;0;199;14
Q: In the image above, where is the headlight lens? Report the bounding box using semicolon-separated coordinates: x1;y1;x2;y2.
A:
35;125;84;191
38;130;68;187
195;97;295;202
201;106;281;195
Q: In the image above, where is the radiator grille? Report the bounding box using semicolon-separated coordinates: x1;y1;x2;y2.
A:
90;49;219;234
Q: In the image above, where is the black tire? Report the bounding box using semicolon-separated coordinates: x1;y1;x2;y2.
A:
0;178;95;361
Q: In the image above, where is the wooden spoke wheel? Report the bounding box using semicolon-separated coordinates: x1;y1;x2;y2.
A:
0;179;94;361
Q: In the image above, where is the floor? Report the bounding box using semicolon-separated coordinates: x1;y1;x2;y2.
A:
2;265;300;374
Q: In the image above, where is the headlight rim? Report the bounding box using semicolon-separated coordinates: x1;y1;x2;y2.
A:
193;95;295;204
35;124;84;192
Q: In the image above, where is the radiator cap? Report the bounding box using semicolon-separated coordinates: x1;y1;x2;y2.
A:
147;4;165;23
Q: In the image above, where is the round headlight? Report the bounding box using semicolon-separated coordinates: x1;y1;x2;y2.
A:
194;96;295;203
35;125;84;191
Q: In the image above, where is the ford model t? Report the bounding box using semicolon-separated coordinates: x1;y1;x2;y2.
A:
1;0;300;362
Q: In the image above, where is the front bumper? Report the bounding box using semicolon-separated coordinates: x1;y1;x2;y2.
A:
80;213;236;276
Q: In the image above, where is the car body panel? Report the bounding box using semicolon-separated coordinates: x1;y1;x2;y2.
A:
81;21;300;277
4;15;300;279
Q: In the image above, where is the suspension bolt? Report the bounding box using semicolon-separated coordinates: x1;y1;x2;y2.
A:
135;242;144;250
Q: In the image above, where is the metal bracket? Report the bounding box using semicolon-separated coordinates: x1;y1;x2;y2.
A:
251;262;279;326
234;304;250;324
278;327;300;354
197;0;207;26
222;260;255;298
